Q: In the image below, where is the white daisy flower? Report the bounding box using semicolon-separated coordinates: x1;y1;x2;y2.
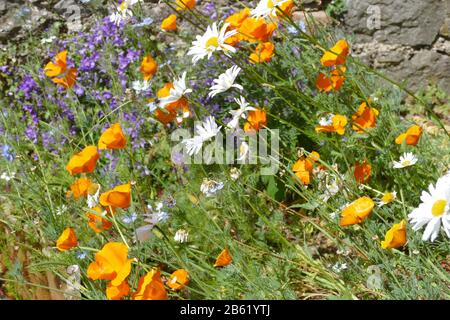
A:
183;116;222;156
251;0;290;18
227;96;256;130
408;172;450;242
174;229;189;243
132;80;151;94
200;178;224;197
393;152;418;169
377;191;397;207
159;71;192;108
187;22;237;64
110;0;141;26
208;66;243;98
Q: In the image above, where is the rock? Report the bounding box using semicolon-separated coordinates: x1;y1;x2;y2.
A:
344;0;447;46
292;10;332;26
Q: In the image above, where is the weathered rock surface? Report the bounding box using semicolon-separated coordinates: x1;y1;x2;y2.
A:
343;0;450;93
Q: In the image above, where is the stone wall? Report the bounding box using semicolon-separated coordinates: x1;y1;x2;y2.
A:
342;0;450;93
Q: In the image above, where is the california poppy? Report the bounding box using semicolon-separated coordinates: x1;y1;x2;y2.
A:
86;207;113;233
352;101;379;133
100;183;132;209
395;125;422;146
292;151;320;185
69;177;93;199
98;123;127;150
87;242;133;286
354;160;372;184
56;227;78;251
316;66;346;92
132;269;168;300
320;39;349;67
244;108;267;132
249;42;275;63
106;281;130;300
176;0;196;10
154;83;190;125
214;248;233;267
167;269;189;291
239;18;277;43
315;114;347;135
44;50;77;88
226;8;251;29
140;55;158;81
381;220;407;249
66;146;100;176
161;14;177;31
340;196;374;227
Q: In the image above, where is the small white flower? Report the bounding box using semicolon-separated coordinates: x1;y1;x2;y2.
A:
251;0;290;18
145;202;170;225
408;172;450;242
331;262;348;273
56;204;68;216
377;191;397;207
132;80;151;94
230;167;241;181
183;116;222;156
174;229;189;243
318;114;333;126
393;152;418;169
187;22;237;64
0;171;15;181
159;71;192;108
87;186;100;209
227;96;256;130
41;36;57;44
200;178;224;197
208;66;243;98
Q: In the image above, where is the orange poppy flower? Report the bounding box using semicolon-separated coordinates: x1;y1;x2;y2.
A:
132;269;168;300
226;8;251;29
176;0;196;10
154;83;190;125
249;42;275;64
100;183;132;209
66;146;100;176
140;55;158;81
292;151;320;185
44;50;77;88
320;39;350;67
161;14;177;31
106;281;130;300
56;227;78;252
87;242;133;286
86;207;113;233
276;0;295;17
340;196;374;227
167;269;189;291
239;18;277;43
98;123;127;150
69;177;93;199
244;108;267;132
381;220;407;249
354;160;372;184
315;114;348;135
214;248;233;267
351;101;379;133
395;125;422;146
316;66;346;92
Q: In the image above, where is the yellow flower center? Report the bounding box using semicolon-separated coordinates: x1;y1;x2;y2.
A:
431;199;447;217
267;0;275;8
119;1;127;12
401;160;411;166
381;192;394;204
206;36;219;49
